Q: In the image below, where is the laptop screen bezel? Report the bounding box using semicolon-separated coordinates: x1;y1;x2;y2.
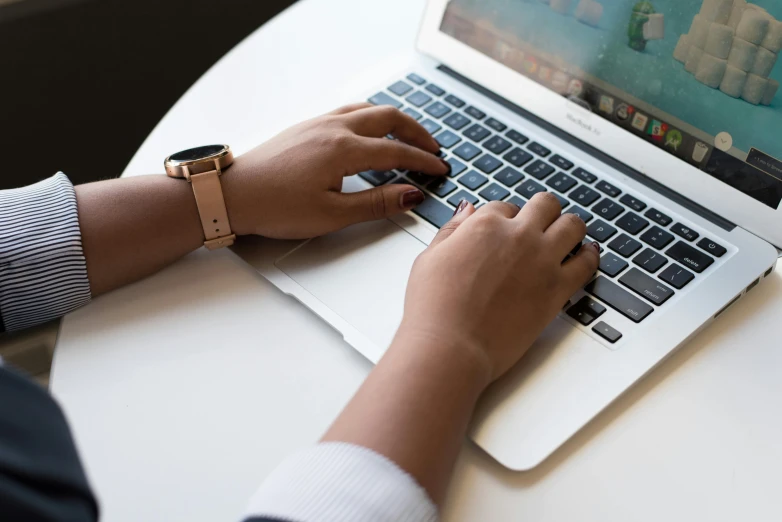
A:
417;0;782;248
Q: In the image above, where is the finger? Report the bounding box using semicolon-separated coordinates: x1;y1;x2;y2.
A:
333;183;430;225
342;105;440;154
327;102;373;116
562;241;601;292
479;200;521;219
429;200;477;248
351;137;449;176
514;192;563;231
544;213;588;260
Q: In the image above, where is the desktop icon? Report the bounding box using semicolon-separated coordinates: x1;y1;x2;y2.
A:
616;103;632;121
631;112;649;131
648;120;668;142
539;66;553;82
567;79;583;96
665;129;683;151
523;56;539;75
599;95;614;114
552;71;569;93
692;142;709;163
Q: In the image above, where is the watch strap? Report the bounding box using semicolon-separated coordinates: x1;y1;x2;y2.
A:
190;170;236;250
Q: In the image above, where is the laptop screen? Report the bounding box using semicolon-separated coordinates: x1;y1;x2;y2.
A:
440;0;782;209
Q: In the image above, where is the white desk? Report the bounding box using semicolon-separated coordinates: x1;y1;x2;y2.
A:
51;0;782;521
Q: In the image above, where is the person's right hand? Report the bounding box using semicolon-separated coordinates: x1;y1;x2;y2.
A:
396;194;600;386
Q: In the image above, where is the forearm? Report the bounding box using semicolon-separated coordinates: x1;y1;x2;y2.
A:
75;175;203;296
321;326;490;506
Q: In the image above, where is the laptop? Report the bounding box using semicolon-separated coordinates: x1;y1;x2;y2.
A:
233;0;782;470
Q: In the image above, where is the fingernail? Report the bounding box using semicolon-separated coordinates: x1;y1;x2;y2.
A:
591;241;601;252
440;159;452;174
454;199;469;216
436;148;444;158
401;189;425;209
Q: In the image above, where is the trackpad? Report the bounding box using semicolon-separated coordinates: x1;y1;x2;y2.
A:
275;220;426;350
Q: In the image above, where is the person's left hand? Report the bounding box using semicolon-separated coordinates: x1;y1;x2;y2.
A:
221;103;450;239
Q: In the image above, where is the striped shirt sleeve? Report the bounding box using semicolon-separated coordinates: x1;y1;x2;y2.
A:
243;442;438;522
0;173;91;332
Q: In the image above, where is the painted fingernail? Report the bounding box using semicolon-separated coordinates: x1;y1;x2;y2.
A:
440;159;452;174
591;241;601;251
401;189;425;209
436;148;444;158
454;199;469;216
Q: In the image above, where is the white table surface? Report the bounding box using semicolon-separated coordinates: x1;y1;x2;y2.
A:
51;0;782;521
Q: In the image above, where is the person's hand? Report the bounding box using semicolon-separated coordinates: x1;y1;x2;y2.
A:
221;103;449;239
395;194;600;386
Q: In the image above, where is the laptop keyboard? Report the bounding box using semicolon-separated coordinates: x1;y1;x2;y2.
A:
361;72;728;344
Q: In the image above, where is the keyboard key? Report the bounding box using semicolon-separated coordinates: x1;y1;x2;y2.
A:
369;92;402;108
479;183;510;202
358;170;395;186
411;196;453;228
553;193;570;209
425;83;445;96
453;142;481;161
550;154;574;170
485;117;507;132
506;129;529;145
388;80;413;96
666;241;714;273
474;154;503;174
459;171;489;190
565;206;593;222
406;73;426;85
697;238;727;257
567;296;606;326
632;248;668;273
445;157;467;177
546;173;577;193
420;119;442;134
464;123;492;142
619;268;674;305
599;252;629;277
495;166;524;187
407;171;437;186
572;167;597;183
528;142;551;157
569;185;601;206
436;130;462;149
516;179;547;198
524;160;555;180
444;94;465;107
593;321;622;343
447;190;480;207
403;107;422;121
592;198;625;221
640;226;674;249
427;177;457;198
671;223;699;241
406;91;433;107
465;106;486;119
645;208;672;226
586;277;654;322
587;220;617;242
659;264;695;289
503;148;533;168
619;194;647;212
425;102;451;119
443;113;471;131
609;234;643;257
484;136;512;154
508;195;527;209
615;212;649;235
595;180;621;197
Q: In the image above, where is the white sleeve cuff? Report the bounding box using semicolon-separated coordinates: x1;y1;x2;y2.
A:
244;442;438;522
0;173;91;331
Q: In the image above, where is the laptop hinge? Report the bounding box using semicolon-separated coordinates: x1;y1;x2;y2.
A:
437;65;736;233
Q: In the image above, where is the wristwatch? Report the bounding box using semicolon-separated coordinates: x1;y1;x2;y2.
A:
164;144;236;250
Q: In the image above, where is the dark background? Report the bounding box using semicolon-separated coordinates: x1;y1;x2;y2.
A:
0;0;297;189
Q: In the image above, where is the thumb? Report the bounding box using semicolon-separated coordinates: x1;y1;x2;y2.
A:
337;183;427;224
429;198;476;248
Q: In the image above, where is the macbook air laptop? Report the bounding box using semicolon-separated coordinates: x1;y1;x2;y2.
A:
233;0;782;470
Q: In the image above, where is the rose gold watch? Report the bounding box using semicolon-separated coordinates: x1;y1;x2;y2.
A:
164;144;236;250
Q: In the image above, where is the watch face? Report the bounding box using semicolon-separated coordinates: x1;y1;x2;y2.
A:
169;145;226;163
